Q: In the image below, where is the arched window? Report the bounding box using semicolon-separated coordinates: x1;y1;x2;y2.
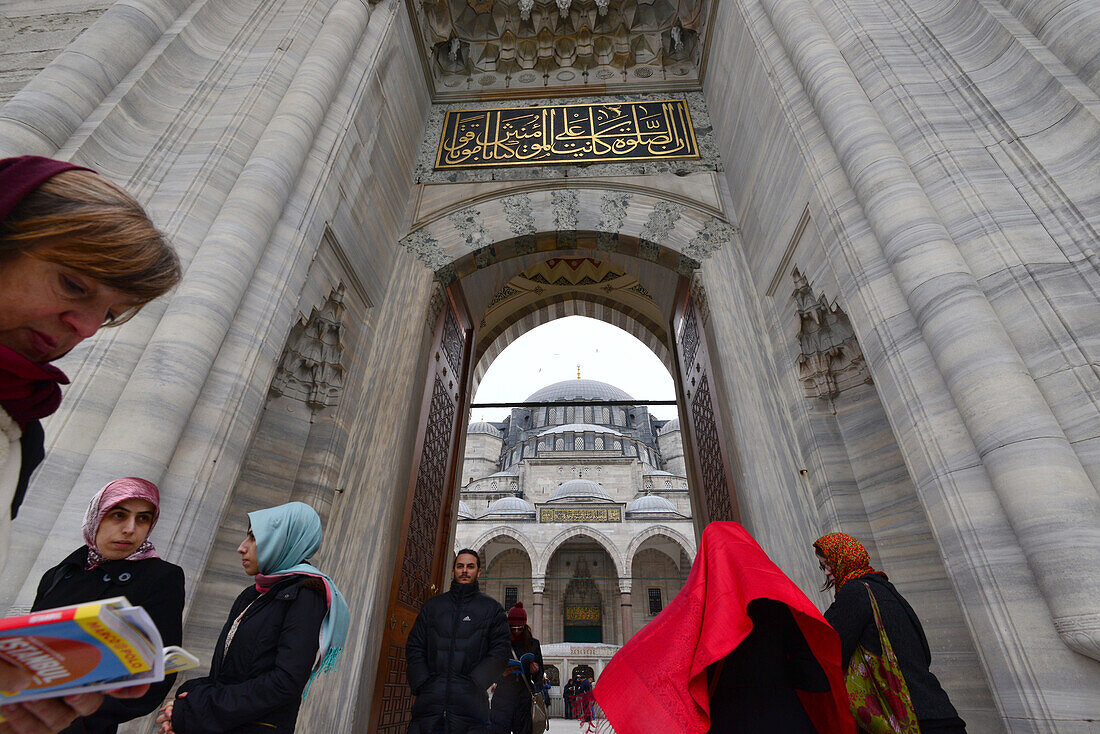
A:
555;438;565;451
594;437;605;450
575;437;584;451
584;406;593;422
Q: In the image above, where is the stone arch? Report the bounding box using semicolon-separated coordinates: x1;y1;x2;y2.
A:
401;187;737;272
624;525;696;578
537;526;624;579
467;526;539;571
472;291;673;390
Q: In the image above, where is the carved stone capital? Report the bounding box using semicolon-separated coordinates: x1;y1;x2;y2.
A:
1054;614;1100;661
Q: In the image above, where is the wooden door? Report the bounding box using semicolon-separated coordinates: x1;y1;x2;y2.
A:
368;284;472;733
671;278;741;524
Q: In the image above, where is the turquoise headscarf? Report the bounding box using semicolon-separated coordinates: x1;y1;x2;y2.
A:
249;501;350;696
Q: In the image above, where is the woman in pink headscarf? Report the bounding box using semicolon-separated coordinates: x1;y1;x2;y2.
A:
27;477;185;734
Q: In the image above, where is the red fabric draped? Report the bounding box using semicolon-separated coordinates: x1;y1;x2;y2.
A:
593;522;853;734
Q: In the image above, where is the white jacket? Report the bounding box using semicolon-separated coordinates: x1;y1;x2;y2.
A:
0;408;22;573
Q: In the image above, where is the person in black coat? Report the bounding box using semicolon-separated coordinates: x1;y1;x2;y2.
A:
815;532;967;733
30;477;185;734
157;501;349;734
705;599;830;733
406;549;510;734
489;603;544;734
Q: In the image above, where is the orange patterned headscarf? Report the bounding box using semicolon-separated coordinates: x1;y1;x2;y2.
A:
813;532;887;590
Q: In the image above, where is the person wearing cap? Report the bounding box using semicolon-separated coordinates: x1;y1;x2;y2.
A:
405;549;510;734
489;602;544;734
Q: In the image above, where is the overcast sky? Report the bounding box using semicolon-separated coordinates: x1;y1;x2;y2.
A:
469;315;678;423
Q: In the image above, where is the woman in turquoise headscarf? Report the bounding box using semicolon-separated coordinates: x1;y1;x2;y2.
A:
156;502;349;734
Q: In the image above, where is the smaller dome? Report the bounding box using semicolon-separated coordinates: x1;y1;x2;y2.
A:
549;479;614;503
487;468;518;478
538;423;625;437
468;421;503;437
457;501;475;519
659;418;681;435
485;496;535;516
627;495;679;516
645;470;674;476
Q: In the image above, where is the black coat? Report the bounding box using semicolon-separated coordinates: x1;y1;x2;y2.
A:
491;632;543;710
171;575;327;734
706;599;829;734
31;547;185;734
825;575;965;729
405;580;510;734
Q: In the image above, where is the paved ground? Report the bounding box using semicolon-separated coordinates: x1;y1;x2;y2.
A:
547;718;614;733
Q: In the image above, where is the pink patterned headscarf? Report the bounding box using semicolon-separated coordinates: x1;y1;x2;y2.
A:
82;477;161;569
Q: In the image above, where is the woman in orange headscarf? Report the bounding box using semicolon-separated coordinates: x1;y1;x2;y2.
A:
814;533;966;733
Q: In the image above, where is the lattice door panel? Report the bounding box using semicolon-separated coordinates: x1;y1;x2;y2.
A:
673;285;740;524
369;287;471;733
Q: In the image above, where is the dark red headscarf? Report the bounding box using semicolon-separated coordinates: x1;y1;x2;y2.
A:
593;522;853;734
0;156;88;426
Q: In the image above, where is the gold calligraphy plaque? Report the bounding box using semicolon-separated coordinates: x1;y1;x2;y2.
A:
435;100;700;169
565;605;602;623
539;506;622;523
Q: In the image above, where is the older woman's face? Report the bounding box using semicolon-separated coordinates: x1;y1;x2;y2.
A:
0;251;139;362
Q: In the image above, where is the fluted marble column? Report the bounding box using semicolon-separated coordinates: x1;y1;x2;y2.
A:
760;0;1100;660
60;0;372;495
0;0;192;156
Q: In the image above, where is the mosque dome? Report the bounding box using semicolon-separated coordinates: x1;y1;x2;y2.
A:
549;479;614;503
457;501;475;519
644;469;673;476
659;418;681;434
627;495;679;516
485;496;535;516
468;420;503;437
526;379;633;403
538;423;625;437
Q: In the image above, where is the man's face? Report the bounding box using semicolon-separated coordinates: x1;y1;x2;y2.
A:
453;552;481;584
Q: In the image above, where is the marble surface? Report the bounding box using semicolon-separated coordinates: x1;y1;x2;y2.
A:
2;0;1099;730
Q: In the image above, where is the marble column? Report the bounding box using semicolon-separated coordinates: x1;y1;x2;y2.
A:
760;0;1100;661
0;0;192;156
57;0;373;496
619;584;633;644
531;584;545;640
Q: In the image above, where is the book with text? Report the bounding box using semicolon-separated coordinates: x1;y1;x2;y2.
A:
0;597;198;704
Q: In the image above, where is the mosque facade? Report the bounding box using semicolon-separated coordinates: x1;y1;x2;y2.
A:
454;378;695;685
2;0;1099;731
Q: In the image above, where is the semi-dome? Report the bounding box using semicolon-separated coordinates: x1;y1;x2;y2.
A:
659;418;681;434
457;501;475;519
644;469;674;476
526;379;633;403
549;479;614;503
538;423;625;437
468;420;503;437
627;495;679;515
484;496;535;516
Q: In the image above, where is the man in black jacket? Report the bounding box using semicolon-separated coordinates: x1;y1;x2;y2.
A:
406;549;510;734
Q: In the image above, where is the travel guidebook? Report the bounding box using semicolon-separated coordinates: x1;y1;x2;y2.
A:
0;597;198;706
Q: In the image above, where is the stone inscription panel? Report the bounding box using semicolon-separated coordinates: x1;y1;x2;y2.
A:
539;506;622;522
435;100;699;169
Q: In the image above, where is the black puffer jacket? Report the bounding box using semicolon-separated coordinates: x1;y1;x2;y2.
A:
171;575;327;734
406;580;510;734
31;547;185;734
825;574;965;729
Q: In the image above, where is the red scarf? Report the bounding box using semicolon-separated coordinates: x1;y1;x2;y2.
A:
0;345;68;427
593;522;853;734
